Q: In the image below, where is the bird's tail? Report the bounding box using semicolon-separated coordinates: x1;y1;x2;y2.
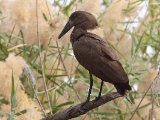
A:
114;83;131;96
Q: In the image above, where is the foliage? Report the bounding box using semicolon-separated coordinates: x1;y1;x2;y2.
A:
0;0;160;120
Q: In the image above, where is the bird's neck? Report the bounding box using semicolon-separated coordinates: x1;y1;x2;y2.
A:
71;27;87;44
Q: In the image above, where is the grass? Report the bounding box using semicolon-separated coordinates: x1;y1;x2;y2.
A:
8;71;16;120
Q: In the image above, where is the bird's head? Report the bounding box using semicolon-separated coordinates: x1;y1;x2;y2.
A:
58;11;98;39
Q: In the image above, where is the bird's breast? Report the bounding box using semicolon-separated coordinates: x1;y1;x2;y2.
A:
72;39;99;70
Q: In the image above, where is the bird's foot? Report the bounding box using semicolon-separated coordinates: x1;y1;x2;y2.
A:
95;95;101;101
85;98;90;103
82;98;90;106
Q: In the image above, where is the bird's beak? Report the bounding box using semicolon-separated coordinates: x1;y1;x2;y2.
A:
58;20;73;39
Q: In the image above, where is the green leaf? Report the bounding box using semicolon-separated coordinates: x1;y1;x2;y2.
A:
8;71;16;120
15;110;27;116
42;13;48;22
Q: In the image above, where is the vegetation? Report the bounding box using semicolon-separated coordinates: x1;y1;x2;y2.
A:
0;0;160;120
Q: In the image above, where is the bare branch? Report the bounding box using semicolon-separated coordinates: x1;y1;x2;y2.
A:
42;92;122;120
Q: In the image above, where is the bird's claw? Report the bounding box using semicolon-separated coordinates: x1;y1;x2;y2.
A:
95;96;101;101
82;99;90;106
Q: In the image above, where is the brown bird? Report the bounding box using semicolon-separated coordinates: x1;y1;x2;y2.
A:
58;11;131;101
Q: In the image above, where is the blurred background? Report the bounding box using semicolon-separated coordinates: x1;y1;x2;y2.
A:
0;0;160;120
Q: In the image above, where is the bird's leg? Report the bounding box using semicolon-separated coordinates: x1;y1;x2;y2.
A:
96;80;104;100
86;72;93;102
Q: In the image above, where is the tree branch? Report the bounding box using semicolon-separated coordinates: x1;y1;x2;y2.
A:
42;92;122;120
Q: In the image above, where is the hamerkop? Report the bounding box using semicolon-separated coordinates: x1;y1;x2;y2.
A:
58;11;131;101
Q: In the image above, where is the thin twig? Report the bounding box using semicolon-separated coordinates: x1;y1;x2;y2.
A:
42;92;122;120
36;0;52;114
129;83;152;120
8;44;27;51
55;40;80;100
8;23;16;47
129;69;160;120
45;0;52;19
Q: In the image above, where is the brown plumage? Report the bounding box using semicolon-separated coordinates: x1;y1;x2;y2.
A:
58;11;131;100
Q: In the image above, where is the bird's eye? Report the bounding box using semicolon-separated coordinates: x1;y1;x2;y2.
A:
70;14;77;20
73;14;76;17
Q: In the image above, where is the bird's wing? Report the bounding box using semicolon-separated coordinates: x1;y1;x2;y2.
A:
73;33;129;84
85;33;118;61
